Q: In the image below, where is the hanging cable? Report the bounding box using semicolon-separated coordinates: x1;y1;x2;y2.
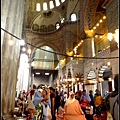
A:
1;27;119;59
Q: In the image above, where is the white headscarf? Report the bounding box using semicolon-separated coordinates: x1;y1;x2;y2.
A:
65;91;75;106
38;88;43;92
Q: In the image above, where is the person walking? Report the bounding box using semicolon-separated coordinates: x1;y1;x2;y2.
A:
94;90;103;116
49;87;56;120
64;91;86;120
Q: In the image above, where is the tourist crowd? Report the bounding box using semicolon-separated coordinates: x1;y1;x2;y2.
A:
14;74;119;120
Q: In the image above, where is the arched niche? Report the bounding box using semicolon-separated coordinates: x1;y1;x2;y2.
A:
33;46;59;70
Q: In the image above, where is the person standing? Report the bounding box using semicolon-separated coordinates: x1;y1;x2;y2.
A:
27;90;36;120
94;90;103;116
60;90;64;107
49;87;56;120
80;90;91;119
55;91;62;113
89;90;94;106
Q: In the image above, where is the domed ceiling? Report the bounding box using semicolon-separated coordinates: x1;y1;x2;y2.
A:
31;10;64;31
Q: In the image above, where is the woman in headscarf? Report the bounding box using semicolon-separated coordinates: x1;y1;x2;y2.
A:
33;88;44;120
80;90;91;120
64;91;86;120
41;88;52;120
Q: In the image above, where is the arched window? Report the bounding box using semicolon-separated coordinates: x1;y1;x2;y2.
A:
43;2;48;10
56;23;60;29
61;18;65;23
32;24;39;31
49;1;54;9
55;0;60;7
71;13;77;21
40;25;47;32
48;24;55;31
61;0;65;3
36;3;41;11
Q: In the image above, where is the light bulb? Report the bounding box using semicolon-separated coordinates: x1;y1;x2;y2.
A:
95;35;98;38
27;48;31;54
91;30;93;32
103;16;106;19
20;39;25;46
100;20;103;23
96;23;99;26
114;29;119;43
31;62;34;66
8;40;14;46
108;33;113;41
100;36;102;38
107;62;111;66
22;47;26;52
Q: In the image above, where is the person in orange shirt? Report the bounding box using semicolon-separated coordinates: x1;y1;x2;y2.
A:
94;90;103;116
64;91;86;120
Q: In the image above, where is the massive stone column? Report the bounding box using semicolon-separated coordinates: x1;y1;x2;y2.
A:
49;74;53;87
83;37;95;57
1;0;24;118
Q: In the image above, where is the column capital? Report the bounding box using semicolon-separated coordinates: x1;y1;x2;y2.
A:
85;30;94;38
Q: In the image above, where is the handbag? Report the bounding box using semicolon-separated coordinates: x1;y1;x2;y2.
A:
46;105;52;120
81;100;89;109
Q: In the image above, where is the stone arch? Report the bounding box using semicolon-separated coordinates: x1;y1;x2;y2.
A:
32;24;39;31
48;24;55;31
31;41;60;60
98;63;112;80
87;69;96;80
40;25;47;32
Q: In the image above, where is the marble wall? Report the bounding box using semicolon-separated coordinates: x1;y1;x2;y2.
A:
1;0;24;118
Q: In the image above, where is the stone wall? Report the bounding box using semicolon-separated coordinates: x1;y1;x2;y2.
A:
33;76;51;87
106;0;118;33
1;0;24;118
